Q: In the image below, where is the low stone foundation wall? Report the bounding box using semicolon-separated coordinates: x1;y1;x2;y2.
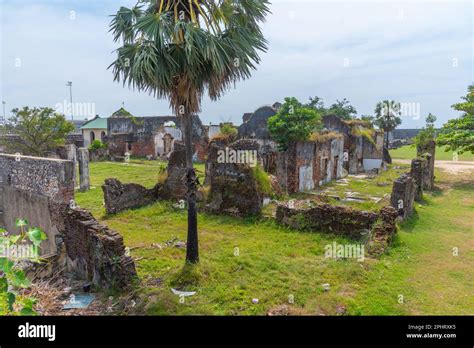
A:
276;202;398;254
102;178;161;215
276;203;378;238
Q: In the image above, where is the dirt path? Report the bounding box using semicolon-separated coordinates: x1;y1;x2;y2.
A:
393;159;474;174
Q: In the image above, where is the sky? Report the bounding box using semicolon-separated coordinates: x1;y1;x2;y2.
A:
0;0;472;128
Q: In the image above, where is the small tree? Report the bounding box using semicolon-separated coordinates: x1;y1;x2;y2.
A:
305;96;326;114
0;107;75;156
438;85;474;154
327;98;357;120
414;113;437;149
109;1;270;264
374;100;402;149
268;97;322;151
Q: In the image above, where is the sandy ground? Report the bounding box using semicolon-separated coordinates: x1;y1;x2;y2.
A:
394;159;474;174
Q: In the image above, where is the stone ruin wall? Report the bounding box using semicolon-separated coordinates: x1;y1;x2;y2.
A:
276;202;398;254
206;139;263;216
390;174;416;221
417;140;436;190
0;154;136;287
276;137;344;194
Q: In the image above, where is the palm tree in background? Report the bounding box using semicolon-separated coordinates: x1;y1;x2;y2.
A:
109;0;270;263
374;100;402;149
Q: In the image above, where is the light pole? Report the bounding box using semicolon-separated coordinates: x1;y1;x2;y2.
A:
1;101;5;123
66;81;73;121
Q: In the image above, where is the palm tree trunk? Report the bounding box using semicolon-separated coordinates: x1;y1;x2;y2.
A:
182;113;199;263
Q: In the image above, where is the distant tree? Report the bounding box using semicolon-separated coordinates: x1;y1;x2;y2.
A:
374;100;402;148
327;98;357;120
305;96;326;113
0;107;74;156
268;97;322;151
360;115;375;127
437;85;474;154
414;113;437;148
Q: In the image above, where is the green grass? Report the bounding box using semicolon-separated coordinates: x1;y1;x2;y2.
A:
75;160;474;315
390;145;474;161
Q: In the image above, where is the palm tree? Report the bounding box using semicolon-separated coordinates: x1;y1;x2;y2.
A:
374;100;402;149
109;0;270;264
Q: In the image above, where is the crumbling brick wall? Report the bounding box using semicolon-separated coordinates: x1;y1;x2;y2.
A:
61;207;136;287
0;153;136;287
102;178;161;215
390;174;416;220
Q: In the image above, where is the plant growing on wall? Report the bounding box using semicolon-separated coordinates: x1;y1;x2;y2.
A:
109;1;270;264
0;219;47;315
0;107;75;157
268;97;322;151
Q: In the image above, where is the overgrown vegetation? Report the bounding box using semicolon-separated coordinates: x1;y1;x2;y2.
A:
268;97;322;151
0;219;47;315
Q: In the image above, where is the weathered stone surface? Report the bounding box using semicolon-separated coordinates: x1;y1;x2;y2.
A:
102;178;161;215
390;174;415;220
277;136;344;194
411;158;427;201
206;139;263;216
417;140;436;190
160;142;188;200
77;148;90;192
89;147;108;162
62;207;137;287
367;206;398;256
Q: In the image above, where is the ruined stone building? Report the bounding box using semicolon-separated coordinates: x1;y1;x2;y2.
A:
322;115;384;174
238;104;279;172
106;108;208;162
276;134;345;193
235;104;386;193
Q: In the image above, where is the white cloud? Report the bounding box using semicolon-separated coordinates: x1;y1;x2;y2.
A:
1;0;472;128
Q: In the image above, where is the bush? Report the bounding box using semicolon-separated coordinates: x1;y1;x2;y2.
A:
89;140;107;151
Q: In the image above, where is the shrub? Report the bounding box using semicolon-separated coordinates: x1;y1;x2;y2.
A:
89;140;107;151
0;219;47;315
